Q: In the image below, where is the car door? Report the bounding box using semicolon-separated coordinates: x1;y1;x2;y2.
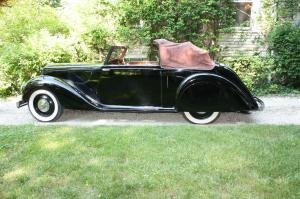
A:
96;66;162;107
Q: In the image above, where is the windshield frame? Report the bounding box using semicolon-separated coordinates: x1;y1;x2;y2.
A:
104;46;128;65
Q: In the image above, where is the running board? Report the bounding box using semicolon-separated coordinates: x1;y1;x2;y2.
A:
100;105;177;112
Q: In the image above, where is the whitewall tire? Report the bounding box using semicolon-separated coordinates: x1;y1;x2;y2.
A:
183;112;220;124
28;89;63;122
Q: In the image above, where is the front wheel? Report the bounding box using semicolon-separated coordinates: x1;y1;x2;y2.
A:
28;89;63;122
183;112;220;124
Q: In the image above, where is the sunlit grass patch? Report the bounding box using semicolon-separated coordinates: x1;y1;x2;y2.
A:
0;125;299;198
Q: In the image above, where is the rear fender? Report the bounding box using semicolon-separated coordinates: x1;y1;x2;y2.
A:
21;75;101;110
176;73;258;112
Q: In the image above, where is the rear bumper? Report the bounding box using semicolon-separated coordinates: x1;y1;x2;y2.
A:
16;100;27;108
254;97;264;111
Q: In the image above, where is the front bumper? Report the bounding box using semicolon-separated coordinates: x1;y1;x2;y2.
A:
254;97;264;111
16;100;27;108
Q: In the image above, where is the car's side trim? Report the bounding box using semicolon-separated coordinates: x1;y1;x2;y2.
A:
102;105;176;112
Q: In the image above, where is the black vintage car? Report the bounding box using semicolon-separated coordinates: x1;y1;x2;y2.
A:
17;39;264;124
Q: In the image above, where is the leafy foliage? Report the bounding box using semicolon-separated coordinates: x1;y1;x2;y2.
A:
40;0;61;8
0;1;68;43
267;22;300;87
0;0;10;6
272;0;299;21
261;0;300;32
223;55;300;95
0;0;298;97
0;0;115;97
223;56;273;92
83;27;110;60
0;0;71;96
0;44;44;95
117;0;236;57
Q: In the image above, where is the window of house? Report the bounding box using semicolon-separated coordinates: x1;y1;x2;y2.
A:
233;0;253;27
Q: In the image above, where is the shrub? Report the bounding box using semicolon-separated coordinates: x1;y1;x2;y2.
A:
0;0;72;97
267;22;300;87
0;44;44;96
223;56;274;92
0;30;93;97
0;43;75;97
0;0;95;97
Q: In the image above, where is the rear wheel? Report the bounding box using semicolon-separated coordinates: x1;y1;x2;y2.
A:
183;112;220;124
28;89;63;122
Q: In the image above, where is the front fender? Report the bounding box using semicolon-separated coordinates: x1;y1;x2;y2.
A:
176;73;258;112
21;75;101;110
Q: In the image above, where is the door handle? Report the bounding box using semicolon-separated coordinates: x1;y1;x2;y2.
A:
102;68;111;72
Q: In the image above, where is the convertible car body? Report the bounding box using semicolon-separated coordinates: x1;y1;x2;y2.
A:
17;39;264;124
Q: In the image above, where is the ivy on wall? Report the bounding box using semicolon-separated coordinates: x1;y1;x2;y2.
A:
261;0;300;32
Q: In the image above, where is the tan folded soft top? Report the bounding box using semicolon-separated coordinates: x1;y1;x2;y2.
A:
154;39;215;70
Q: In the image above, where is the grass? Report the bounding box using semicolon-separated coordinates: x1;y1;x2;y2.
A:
0;125;299;198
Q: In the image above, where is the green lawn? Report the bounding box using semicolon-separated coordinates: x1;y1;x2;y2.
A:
0;125;299;198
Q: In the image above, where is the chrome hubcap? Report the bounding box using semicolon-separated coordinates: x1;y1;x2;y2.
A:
37;98;50;113
197;112;206;114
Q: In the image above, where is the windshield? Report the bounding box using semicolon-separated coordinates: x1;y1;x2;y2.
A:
104;45;160;66
104;46;128;65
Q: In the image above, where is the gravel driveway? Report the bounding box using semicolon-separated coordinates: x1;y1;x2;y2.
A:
0;96;299;125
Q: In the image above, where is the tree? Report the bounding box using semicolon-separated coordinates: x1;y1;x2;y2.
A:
40;0;62;8
117;0;235;57
83;27;110;60
0;0;10;6
0;0;69;96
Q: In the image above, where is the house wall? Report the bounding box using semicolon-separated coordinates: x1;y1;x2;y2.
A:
218;29;266;57
219;0;266;57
